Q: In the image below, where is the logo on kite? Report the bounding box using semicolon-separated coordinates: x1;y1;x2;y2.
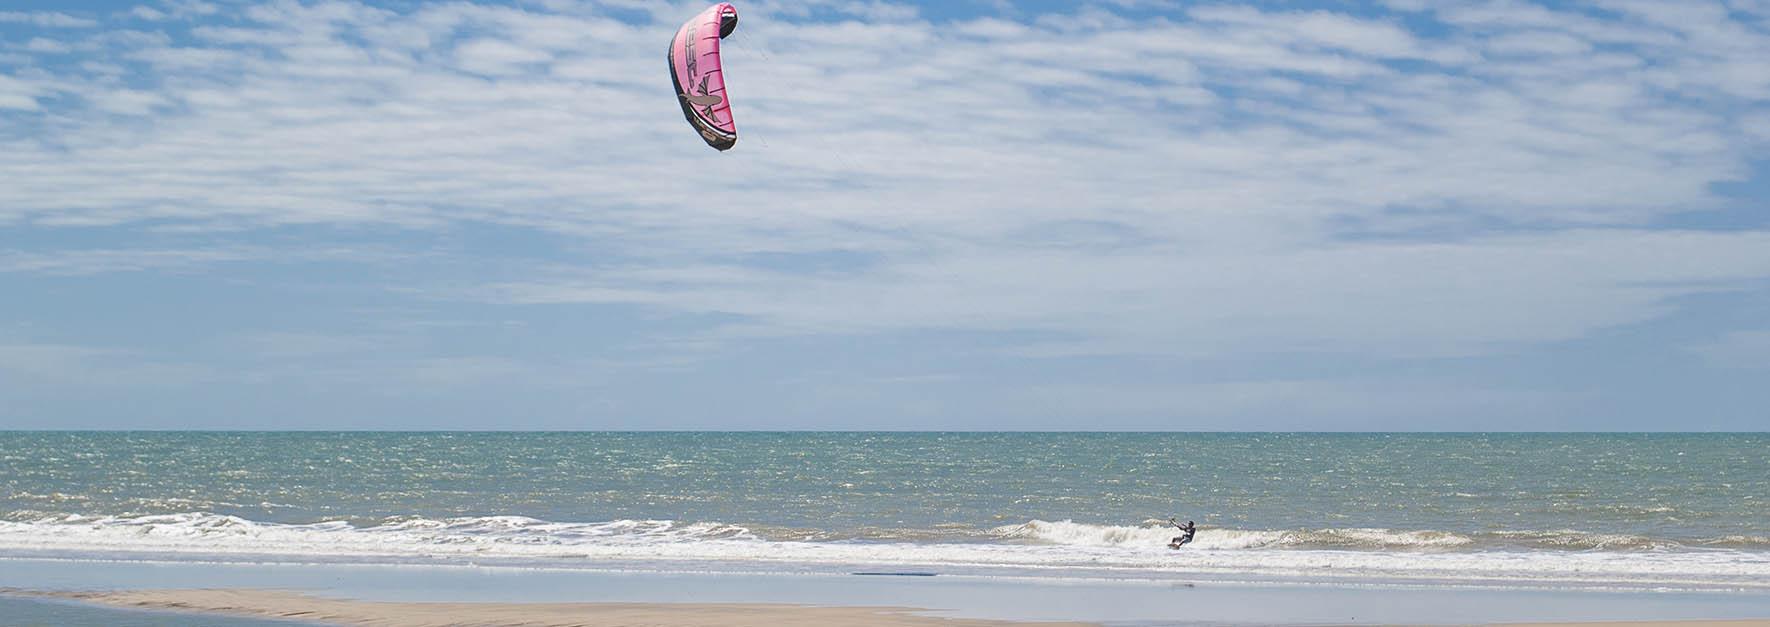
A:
668;4;740;151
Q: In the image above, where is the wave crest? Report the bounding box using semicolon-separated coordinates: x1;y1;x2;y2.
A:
0;511;758;556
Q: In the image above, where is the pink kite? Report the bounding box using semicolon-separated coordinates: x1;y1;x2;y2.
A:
669;3;739;151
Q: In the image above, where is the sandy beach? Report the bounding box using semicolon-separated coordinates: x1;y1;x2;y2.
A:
20;588;1101;627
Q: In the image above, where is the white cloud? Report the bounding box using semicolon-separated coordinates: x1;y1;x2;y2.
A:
0;246;417;275
2;0;1769;369
0;75;43;110
130;6;169;21
1483;30;1591;56
21;38;73;54
0;249;251;275
143;0;219;20
1186;5;1471;63
0;11;98;28
455;38;553;75
479;229;1770;358
2;1;1744;235
84;88;171;115
1743;113;1770;142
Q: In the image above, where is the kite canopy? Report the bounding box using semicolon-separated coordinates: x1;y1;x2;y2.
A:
669;3;739;151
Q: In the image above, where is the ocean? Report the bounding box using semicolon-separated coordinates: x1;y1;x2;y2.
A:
2;432;1766;592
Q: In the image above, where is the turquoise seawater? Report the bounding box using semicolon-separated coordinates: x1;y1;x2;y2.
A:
1;432;1766;590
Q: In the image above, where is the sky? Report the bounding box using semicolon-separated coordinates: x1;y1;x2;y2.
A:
1;0;1768;431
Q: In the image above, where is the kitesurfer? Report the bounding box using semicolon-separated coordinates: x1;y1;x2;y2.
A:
1167;518;1196;549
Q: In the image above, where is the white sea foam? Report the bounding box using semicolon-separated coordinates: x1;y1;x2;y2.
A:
1;513;1767;591
996;520;1476;550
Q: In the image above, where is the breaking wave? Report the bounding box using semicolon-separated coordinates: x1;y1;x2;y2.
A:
995;520;1475;550
0;511;757;556
2;512;1768;591
994;520;1770;552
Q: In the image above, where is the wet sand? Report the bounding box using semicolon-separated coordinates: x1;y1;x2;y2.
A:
1501;622;1770;627
21;588;1101;627
9;584;1770;626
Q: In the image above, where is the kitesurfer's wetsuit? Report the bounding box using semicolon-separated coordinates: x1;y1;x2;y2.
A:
1168;519;1196;549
